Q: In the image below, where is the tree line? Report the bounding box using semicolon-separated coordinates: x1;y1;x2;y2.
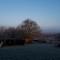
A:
0;19;41;41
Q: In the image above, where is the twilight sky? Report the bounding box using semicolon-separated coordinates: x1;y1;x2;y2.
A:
0;0;60;32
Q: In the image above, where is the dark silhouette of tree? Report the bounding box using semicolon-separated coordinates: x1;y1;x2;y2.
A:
17;19;41;43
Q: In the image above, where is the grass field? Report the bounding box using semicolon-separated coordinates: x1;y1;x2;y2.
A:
0;43;60;60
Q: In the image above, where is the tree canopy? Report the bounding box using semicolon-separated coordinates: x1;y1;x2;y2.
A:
17;19;41;39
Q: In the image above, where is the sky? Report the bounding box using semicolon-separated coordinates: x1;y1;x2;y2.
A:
0;0;60;32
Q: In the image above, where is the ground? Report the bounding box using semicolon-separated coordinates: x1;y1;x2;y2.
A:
0;43;60;60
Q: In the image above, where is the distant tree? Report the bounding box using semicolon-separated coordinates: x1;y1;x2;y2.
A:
55;33;60;41
0;26;7;39
15;28;25;39
17;19;41;43
5;27;16;38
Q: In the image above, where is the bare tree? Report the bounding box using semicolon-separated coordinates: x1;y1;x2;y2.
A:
17;19;41;43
